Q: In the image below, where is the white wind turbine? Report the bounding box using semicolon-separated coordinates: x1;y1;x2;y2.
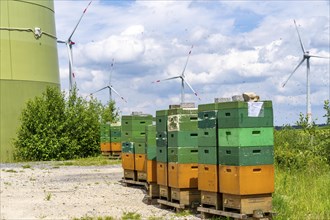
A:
282;20;330;125
57;1;93;92
90;59;127;103
153;45;200;104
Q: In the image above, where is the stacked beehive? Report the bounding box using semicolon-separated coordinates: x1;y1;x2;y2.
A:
146;124;158;197
218;101;274;214
109;123;122;157
100;123;121;157
197;103;222;209
100;123;111;154
121;113;153;181
155;109;169;199
166;106;200;205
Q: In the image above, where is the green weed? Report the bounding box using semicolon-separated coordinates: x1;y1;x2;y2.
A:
22;164;31;169
122;212;141;220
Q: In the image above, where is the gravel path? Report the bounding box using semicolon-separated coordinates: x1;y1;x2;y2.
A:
0;162;200;220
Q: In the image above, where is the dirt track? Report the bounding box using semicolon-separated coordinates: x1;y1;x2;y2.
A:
0;162;199;220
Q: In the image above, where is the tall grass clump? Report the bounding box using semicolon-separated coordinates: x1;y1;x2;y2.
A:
273;111;330;219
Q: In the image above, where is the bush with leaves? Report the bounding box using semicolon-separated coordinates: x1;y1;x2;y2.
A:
13;86;115;161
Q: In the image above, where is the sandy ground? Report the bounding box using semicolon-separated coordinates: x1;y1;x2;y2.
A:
0;162;200;220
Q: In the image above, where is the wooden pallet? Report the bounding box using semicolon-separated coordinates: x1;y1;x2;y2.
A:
200;191;222;210
223;193;272;215
159;185;171;201
123;169;137;181
170;188;200;207
122;178;148;189
137;171;147;182
198;206;275;220
148;182;160;199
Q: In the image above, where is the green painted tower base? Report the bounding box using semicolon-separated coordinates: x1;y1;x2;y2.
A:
0;0;60;162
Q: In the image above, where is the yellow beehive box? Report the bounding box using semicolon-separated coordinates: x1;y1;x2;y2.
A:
135;154;147;172
110;142;122;152
219;165;274;195
168;162;198;188
147;160;157;183
157;162;168;186
100;142;110;152
198;164;219;192
122;153;135;170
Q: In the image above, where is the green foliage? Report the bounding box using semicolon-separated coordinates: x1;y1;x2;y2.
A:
324;100;330;125
122;212;141;220
274;126;329;171
273;168;330;220
100;100;119;123
13;86;116;161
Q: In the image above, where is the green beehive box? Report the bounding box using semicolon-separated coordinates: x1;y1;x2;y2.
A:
198;103;222;111
168;131;198;148
198;128;218;147
100;137;110;142
156;131;167;148
122;142;135;153
147;147;157;160
198;111;218;129
218;108;273;128
135;142;146;154
121;115;153;131
168;108;198;116
217;101;273;110
110;136;121;142
100;124;110;131
122;130;146;140
156;109;169;117
156;146;168;163
167;114;198;131
198;146;218;165
156;115;168;132
218;127;274;147
168;147;198;163
146;125;156;146
218;146;274;166
110;130;121;137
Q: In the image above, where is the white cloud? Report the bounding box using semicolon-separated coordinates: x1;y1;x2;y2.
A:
54;0;330;125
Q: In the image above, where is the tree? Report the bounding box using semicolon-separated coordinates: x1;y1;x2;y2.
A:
101;100;119;124
14;86;112;161
323;100;330;125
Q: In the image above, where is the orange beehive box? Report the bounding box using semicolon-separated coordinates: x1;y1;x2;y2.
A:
135;154;147;172
168;162;198;188
122;153;135;170
198;164;219;192
219;165;275;195
157;162;168;186
147;160;157;183
110;142;122;152
100;142;110;152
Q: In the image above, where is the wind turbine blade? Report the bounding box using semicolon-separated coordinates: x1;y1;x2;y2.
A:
282;58;305;87
68;0;93;41
152;76;181;83
90;86;108;95
57;40;66;44
294;19;305;53
110;86;127;103
309;55;330;59
181;45;194;77
184;79;201;100
109;58;115;85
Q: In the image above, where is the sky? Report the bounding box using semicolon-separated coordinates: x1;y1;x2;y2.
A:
54;0;330;126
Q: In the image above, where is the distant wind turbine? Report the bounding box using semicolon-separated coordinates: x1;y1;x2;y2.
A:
152;45;200;104
57;1;93;92
90;59;127;103
282;19;330;125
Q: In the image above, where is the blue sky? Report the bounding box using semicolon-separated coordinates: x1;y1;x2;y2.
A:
54;0;330;126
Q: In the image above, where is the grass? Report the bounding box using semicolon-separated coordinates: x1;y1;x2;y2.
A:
273;166;330;220
3;169;17;173
122;212;141;220
22;164;32;169
45;192;52;201
55;156;121;167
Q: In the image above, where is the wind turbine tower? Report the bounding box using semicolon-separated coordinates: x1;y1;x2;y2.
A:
57;1;93;92
282;20;329;125
153;45;200;104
